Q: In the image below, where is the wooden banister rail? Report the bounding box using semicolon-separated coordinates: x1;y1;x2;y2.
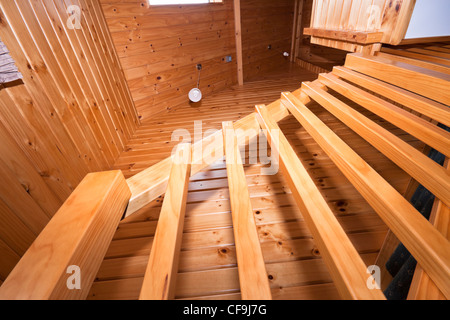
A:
139;144;191;300
222;121;272;300
255;104;385;300
0;171;131;300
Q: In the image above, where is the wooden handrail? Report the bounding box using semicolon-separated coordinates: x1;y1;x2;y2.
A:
222;121;272;300
139;144;191;300
0;170;131;300
255;104;385;300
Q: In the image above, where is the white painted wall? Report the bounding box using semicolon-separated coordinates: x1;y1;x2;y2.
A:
404;0;450;39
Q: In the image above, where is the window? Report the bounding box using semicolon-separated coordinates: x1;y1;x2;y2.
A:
149;0;222;5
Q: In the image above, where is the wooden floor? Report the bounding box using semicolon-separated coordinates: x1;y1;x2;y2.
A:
88;62;421;300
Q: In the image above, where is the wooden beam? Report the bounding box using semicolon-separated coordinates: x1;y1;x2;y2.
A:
139;143;191;300
345;53;450;105
222;121;272;300
332;66;450;128
281;91;450;299
255;105;385;300
290;0;299;63
408;159;450;300
126;157;173;217
301;81;450;209
318;72;450;158
375;52;450;75
375;145;433;291
292;0;305;62
233;0;244;85
304;28;384;44
407;48;450;60
0;170;131;300
399;36;450;45
380;47;450;67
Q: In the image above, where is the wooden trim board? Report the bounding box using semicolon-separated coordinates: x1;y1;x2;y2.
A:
139;144;191;300
222;121;272;300
304;28;384;44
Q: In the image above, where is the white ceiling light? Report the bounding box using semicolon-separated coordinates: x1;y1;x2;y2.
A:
189;64;203;103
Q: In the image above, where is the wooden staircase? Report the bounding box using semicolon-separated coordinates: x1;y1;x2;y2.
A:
0;44;449;300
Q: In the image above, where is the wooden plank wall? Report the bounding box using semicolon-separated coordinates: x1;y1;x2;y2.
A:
0;0;138;282
100;0;238;121
295;0;348;72
241;0;296;81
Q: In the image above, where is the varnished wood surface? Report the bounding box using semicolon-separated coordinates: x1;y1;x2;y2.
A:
113;64;318;179
139;144;191;300
241;0;296;81
0;0;137;283
100;0;297;119
345;53;450;106
223;121;272;300
408;160;449;300
256;101;385;300
88;64;420;300
307;0;416;50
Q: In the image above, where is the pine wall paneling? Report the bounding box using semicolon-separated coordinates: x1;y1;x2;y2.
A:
241;0;296;81
0;0;138;281
101;0;239;120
